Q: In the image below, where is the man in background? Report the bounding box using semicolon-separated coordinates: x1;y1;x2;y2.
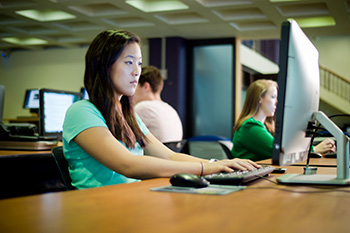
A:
133;66;183;143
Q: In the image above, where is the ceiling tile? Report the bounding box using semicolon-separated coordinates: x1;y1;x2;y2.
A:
214;8;266;20
155;12;208;25
276;2;329;17
68;3;127;17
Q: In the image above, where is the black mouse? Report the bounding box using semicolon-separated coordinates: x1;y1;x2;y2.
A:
170;173;210;188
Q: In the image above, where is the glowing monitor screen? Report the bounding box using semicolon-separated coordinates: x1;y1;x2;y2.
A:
39;89;82;139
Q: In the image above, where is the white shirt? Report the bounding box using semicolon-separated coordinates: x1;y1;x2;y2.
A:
134;100;183;143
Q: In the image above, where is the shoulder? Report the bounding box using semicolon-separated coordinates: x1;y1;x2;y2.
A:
241;117;264;128
65;100;106;126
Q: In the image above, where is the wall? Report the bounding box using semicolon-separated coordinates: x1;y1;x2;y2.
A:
0;44;149;119
310;35;350;81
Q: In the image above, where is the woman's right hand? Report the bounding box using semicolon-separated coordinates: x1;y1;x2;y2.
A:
202;158;261;176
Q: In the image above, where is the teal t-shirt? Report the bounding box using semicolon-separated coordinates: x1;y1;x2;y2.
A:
62;100;149;189
231;117;274;161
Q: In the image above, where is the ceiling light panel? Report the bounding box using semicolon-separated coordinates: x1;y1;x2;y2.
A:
1;37;48;45
69;3;127;17
214;8;266;21
126;0;189;13
292;16;336;28
15;9;76;22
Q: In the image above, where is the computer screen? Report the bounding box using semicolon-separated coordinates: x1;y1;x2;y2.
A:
39;89;82;140
0;85;5;122
23;89;40;109
272;19;320;166
273;20;350;185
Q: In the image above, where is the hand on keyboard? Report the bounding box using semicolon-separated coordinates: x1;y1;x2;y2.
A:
203;166;275;185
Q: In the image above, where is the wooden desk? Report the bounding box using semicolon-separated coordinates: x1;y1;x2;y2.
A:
0;166;349;233
0;149;51;157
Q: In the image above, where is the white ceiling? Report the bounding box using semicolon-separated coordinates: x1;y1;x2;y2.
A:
0;0;349;52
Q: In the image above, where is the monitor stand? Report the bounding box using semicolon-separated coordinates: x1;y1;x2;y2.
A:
277;111;350;186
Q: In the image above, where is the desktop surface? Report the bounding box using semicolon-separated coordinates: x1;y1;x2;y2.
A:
0;166;349;233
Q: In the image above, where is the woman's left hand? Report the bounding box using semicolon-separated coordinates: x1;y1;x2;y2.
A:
313;138;336;154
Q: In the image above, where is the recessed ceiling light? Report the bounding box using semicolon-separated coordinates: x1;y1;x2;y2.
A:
290;16;336;28
1;37;48;46
126;0;189;12
15;9;76;22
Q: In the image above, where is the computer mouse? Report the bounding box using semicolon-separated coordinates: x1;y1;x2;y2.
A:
170;173;210;188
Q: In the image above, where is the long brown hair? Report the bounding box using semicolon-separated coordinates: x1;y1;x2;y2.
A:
84;30;148;148
234;79;278;136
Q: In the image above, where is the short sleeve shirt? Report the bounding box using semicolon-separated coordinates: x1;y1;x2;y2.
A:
62;100;149;189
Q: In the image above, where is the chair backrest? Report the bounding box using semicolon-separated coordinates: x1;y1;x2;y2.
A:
51;146;75;190
163;139;188;153
187;135;234;160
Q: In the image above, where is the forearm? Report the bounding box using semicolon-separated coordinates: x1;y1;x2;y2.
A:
119;154;203;179
170;152;208;162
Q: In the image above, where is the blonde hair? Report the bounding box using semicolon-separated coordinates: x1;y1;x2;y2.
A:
234;79;278;135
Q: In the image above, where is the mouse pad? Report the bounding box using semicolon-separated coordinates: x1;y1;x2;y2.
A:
150;185;246;195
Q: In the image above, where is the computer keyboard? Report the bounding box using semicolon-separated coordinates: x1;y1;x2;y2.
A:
203;166;275;185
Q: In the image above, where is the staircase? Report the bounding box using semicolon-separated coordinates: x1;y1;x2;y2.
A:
319;65;350;115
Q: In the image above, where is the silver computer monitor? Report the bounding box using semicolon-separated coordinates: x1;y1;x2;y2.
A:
273;20;350;185
272;19;320;166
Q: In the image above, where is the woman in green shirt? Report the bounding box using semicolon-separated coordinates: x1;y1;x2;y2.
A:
231;79;335;161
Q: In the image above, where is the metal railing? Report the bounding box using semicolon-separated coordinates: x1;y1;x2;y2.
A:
319;65;350;103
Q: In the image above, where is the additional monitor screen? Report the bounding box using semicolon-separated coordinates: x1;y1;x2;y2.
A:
0;85;5;122
81;87;89;100
39;89;82;139
272;20;320;165
23;89;40;109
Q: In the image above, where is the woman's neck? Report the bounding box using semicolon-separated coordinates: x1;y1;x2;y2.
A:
252;111;266;124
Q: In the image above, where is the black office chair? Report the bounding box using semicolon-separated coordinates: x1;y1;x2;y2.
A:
51;146;75;190
163;139;188;153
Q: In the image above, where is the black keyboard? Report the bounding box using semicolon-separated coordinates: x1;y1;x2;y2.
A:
204;166;275;185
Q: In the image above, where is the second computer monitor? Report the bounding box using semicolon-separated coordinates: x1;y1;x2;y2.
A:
39;89;82;140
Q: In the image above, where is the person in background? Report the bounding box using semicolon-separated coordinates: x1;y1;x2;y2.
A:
133;66;183;143
62;29;260;189
231;79;336;161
